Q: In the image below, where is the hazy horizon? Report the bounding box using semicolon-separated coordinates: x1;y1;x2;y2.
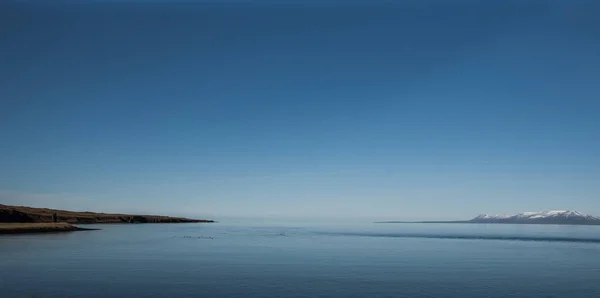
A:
1;0;599;221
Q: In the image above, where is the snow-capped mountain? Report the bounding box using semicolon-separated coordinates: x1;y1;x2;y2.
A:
473;214;510;220
470;210;600;225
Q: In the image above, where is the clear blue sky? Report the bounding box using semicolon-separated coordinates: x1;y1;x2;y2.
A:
1;0;599;221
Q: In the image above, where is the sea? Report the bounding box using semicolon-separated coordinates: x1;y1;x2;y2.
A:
1;221;600;298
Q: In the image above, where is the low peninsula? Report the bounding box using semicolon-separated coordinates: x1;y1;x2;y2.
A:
0;222;98;234
0;204;214;234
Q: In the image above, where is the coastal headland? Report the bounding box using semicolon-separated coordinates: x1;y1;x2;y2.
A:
0;204;214;234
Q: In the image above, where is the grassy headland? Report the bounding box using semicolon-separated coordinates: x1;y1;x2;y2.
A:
0;204;214;226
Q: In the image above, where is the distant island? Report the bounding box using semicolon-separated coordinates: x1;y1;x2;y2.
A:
0;204;214;234
377;210;600;226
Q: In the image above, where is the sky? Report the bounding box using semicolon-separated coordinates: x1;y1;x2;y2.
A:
1;0;599;221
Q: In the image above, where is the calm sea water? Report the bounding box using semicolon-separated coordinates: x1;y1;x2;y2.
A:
2;221;600;298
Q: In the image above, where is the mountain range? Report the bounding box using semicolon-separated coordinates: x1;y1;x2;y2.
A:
377;210;600;225
468;210;600;225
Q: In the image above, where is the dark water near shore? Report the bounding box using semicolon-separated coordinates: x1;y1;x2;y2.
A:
2;222;600;298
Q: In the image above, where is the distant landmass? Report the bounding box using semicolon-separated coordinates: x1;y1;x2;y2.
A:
0;204;214;224
377;210;600;225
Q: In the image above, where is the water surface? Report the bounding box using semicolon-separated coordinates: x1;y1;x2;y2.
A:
1;222;600;298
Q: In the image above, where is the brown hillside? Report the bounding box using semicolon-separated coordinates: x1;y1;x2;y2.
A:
0;204;214;224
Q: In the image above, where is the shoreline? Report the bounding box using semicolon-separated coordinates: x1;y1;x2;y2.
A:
0;222;100;235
